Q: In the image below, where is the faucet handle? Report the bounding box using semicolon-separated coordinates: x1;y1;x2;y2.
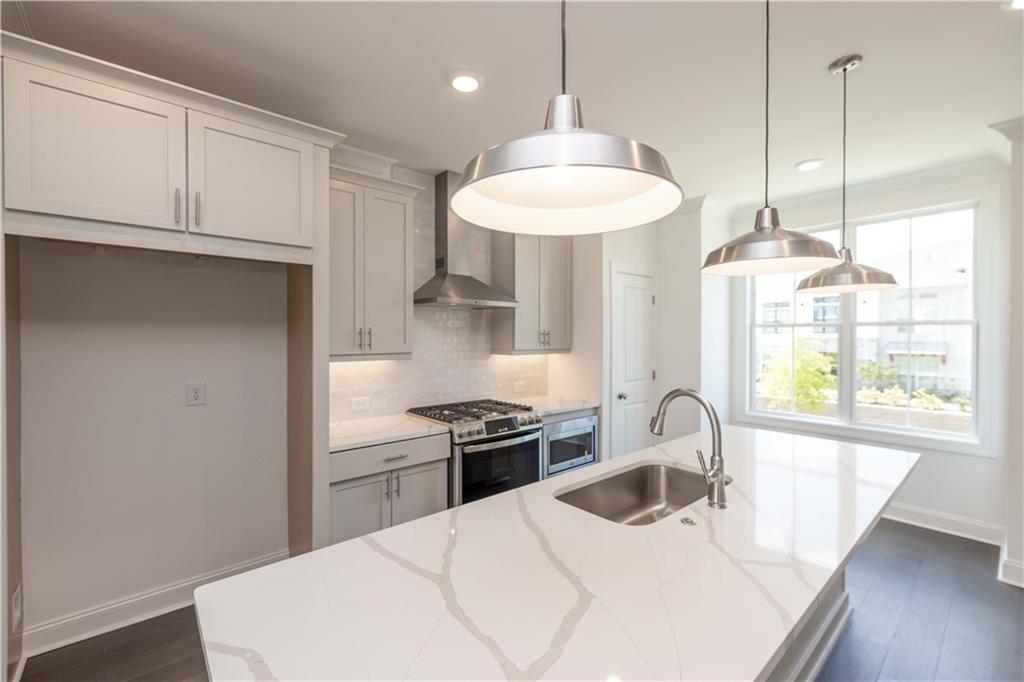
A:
695;450;711;485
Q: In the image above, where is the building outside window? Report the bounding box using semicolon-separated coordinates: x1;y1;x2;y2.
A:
750;208;976;437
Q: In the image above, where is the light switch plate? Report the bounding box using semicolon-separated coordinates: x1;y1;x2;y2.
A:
186;381;206;406
351;396;371;411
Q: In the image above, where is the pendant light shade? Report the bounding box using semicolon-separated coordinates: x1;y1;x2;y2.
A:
702;0;839;277
449;2;682;236
703;207;843;276
797;55;897;294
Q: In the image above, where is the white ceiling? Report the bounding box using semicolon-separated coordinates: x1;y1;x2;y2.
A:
4;1;1022;212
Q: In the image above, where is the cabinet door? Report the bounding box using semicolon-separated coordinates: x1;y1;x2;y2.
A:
330;472;391;544
540;236;572;350
390;460;448;527
514;235;543;350
188;110;314;246
362;189;413;354
329;182;366;355
3;60;186;231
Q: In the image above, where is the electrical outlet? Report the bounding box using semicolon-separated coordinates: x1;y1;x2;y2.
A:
351;396;371;411
513;381;526;393
11;582;22;632
186;381;206;406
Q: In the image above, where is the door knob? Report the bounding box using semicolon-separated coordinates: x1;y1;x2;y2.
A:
617;392;628;400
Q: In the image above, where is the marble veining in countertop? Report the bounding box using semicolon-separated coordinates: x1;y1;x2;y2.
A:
196;426;919;681
329;412;448;452
512;394;600;417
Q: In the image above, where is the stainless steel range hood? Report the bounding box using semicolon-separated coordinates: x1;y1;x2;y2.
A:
414;171;517;309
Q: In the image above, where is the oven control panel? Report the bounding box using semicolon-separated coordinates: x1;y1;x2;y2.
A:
452;413;543;444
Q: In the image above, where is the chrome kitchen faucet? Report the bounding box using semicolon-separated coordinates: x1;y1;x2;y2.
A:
649;388;727;509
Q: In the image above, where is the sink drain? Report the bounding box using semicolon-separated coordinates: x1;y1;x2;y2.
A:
680;517;697;526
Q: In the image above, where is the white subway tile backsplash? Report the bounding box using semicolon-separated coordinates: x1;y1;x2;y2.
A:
330;167;547;421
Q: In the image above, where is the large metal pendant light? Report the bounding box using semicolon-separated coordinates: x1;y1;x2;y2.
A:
702;0;840;276
797;55;897;294
449;0;683;236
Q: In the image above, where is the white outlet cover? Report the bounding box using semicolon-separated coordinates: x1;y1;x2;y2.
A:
513;381;526;393
351;396;371;411
186;381;206;406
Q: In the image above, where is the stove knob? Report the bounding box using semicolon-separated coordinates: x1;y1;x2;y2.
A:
475;427;485;436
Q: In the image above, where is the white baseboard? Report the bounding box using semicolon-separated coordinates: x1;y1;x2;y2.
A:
998;544;1024;588
883;502;1005;546
23;549;288;657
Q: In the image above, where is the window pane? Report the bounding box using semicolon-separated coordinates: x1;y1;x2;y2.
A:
754;326;838;419
755;273;796;325
905;324;973;435
910;209;973;321
855;324;973;435
856;219;911;322
754;326;793;414
794;326;838;418
855;325;912;428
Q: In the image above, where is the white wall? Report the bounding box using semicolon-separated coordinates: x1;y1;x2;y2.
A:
654;200;703;440
20;239;289;653
329;167;548;421
725;158;1013;542
699;198;733;426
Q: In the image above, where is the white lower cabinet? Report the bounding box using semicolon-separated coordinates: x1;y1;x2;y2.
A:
330;472;391;543
329;435;449;544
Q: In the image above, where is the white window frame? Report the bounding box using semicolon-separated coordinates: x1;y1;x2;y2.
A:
731;163;1010;459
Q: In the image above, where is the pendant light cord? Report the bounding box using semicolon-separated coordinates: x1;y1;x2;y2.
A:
841;67;848;248
763;0;770;208
561;0;567;95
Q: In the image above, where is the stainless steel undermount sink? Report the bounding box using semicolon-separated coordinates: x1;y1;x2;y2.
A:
555;463;732;525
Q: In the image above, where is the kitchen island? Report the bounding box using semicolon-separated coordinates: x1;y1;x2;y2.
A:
194;425;919;681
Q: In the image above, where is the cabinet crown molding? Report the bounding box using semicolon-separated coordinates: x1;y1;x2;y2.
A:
330;144;398;179
329;166;422;196
0;31;346;149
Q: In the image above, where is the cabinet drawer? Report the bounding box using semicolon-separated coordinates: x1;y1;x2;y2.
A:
330;433;449;482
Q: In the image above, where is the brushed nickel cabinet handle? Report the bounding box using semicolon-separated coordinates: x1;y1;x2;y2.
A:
383;454;408;463
384;475;390;500
395;472;401;497
368;327;373;350
194;191;201;227
358;327;364;350
174;188;181;224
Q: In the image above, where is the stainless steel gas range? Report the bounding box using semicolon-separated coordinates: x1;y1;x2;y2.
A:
407;399;543;506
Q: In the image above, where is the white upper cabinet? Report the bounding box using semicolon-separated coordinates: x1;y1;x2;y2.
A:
3;60;187;231
188;111;315;247
1;35;343;264
492;234;572;353
329;174;417;357
540;235;572;350
362;188;413;354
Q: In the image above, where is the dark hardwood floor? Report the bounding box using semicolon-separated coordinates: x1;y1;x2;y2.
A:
21;606;207;682
820;519;1024;682
19;519;1023;682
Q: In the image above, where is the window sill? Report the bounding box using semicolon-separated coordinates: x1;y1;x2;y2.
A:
736;410;991;458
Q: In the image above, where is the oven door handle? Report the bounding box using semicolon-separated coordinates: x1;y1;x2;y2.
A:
462;431;541;453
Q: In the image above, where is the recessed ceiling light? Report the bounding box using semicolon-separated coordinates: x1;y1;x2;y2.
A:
448;69;483;93
795;158;823;172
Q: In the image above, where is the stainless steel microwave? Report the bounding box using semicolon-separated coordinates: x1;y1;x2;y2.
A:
542;414;597;477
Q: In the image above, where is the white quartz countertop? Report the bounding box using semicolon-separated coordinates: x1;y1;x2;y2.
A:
329;413;448;452
514;395;600;418
196;426;918;681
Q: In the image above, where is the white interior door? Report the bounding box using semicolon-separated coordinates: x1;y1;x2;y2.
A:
610;270;655;458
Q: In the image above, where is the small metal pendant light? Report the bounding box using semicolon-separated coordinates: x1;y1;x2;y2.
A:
450;0;683;236
703;0;840;276
797;55;897;294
